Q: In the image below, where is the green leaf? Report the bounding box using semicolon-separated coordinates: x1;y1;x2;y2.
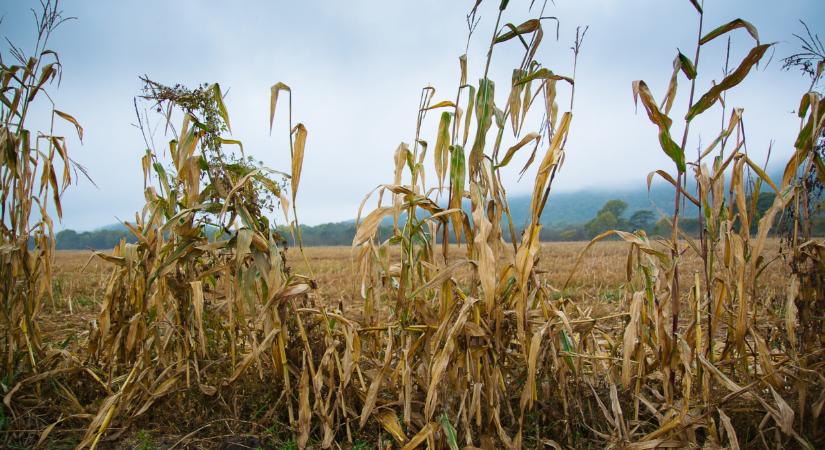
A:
677;52;697;80
220;138;244;156
439;413;459;450
434;111;452;192
658;130;685;172
462;85;476;147
793;97;825;151
814;154;825;187
560;331;576;372
514;68;574;86
449;145;466;204
686;43;772;121
449;145;466;242
798;91;820;118
210;83;231;133
632;80;685;172
469;78;494;174
688;0;702;13
495;19;540;45
496;132;540;168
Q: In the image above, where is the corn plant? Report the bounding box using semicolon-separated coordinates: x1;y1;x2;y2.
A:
577;0;823;447
781;21;825;442
78;79;318;448
0;0;84;379
351;1;601;447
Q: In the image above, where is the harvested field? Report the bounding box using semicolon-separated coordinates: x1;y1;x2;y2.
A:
51;238;790;323
2;1;824;449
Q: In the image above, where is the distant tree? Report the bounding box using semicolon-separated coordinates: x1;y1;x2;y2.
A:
755;191;777;216
601;199;628;219
55;229;78;249
628;210;655;232
649;217;698;237
585;211;618;237
584;199;628;237
54;228;136;250
653;217;671;236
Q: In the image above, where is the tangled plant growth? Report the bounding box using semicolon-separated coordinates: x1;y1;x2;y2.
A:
349;1;591;448
0;0;85;382
782;21;825;396
1;0;825;449
593;1;825;447
76;77;324;448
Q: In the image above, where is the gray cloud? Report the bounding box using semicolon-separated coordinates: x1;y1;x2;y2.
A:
2;0;822;229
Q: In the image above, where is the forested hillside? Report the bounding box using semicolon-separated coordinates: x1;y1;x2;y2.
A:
57;181;823;248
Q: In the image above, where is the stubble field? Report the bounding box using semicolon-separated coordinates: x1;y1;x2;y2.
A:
49;238;788;342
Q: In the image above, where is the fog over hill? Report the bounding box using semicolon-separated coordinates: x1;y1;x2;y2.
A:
61;166;825;249
52;177;751;249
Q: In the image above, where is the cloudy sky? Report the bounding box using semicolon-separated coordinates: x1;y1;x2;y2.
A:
2;0;823;230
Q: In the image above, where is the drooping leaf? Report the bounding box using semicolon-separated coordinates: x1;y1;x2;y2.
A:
449;144;466;242
798;91;820;118
469;78;494;174
291;123;307;202
700;19;759;45
814;153;825;187
530;112;571;222
633;80;685;171
28;62;57;101
661;56;681;115
434;111;452;192
686;44;772;121
509;69;526;135
376;409;407;444
54;110;83;142
677;52;697;80
496;132;540;168
269;82;291;134
495;19;540;45
459;54;468;86
353;207;393;246
220;138;243;156
462;85;476;147
423;100;456;110
515;68;574;86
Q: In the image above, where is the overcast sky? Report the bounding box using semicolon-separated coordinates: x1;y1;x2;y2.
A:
2;0;823;230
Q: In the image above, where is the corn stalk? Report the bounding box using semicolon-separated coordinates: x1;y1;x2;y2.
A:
0;0;84;379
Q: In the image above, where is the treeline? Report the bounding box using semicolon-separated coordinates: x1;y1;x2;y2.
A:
57;191;822;249
55;228;138;250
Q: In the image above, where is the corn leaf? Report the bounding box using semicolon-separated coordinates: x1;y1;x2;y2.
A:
686;44;771;121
